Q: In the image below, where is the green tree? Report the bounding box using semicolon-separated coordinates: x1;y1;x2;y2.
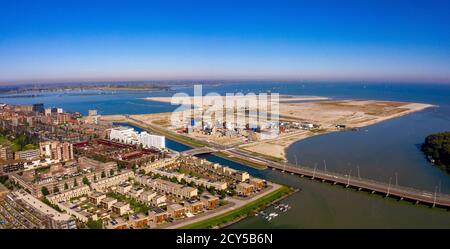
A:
422;131;450;172
82;176;90;186
24;144;36;150
64;183;69;190
74;178;78;187
220;190;227;199
53;185;59;193
208;187;216;195
101;171;106;178
41;186;50;196
110;169;115;176
198;186;206;195
117;161;127;171
0;175;8;184
86;218;103;229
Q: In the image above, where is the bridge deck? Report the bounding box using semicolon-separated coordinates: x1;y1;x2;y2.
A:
182;147;218;156
268;163;450;208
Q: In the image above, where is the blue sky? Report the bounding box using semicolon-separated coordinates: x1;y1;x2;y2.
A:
1;0;450;84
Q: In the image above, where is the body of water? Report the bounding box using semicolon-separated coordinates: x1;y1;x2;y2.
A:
2;82;450;228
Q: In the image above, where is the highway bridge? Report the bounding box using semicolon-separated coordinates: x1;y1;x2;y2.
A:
267;162;450;208
182;147;219;156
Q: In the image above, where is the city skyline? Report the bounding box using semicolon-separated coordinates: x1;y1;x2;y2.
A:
1;0;450;84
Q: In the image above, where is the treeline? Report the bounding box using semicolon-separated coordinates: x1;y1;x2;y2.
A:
0;128;39;151
422;131;450;173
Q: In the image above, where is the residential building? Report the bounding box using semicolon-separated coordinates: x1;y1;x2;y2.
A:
39;141;74;162
149;168;185;182
185;199;204;214
112;202;130;216
32;103;45;114
250;177;266;190
0;183;9;200
236;182;254;196
142;158;176;173
184;176;227;190
117;182;132;194
11;190;76;229
200;194;220;210
15;105;33;112
222;167;250;182
151;194;166;206
167;203;186;218
148;207;168;224
109;127;165;149
139;131;165;149
91;170;134;191
46;186;91;203
0;145;14;161
129;213;148;228
100;197;117;210
149;179;197;199
139;191;157;203
15;149;40;160
78;156;116;172
107;217;129;229
109;127;139;144
88;192;107;205
128;187;144;198
57;201;98;223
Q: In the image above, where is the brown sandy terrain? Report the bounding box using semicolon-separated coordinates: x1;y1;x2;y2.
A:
279;100;432;128
242;100;433;160
145;95;329;105
98;114;127;122
101;97;434;161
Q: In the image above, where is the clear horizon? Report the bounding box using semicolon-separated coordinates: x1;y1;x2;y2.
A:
1;0;450;84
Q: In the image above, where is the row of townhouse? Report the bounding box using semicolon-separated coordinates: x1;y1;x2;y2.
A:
90;170;135;191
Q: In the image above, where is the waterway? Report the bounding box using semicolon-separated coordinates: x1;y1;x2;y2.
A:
2;82;450;228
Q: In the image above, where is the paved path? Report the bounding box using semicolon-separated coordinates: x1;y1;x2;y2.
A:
166;183;282;229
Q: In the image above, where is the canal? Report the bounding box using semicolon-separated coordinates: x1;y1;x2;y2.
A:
118;122;450;228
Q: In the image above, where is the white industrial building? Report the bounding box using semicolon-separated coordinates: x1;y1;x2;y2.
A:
109;127;165;149
109;127;139;144
139;131;166;149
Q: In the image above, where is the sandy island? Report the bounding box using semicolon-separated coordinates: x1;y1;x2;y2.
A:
100;96;434;162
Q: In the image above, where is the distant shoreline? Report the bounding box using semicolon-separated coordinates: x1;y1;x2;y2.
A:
0;84;170;94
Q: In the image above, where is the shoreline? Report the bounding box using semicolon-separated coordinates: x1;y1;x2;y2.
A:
280;103;437;160
241;102;436;161
175;184;295;229
220;187;299;229
99;101;436;167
